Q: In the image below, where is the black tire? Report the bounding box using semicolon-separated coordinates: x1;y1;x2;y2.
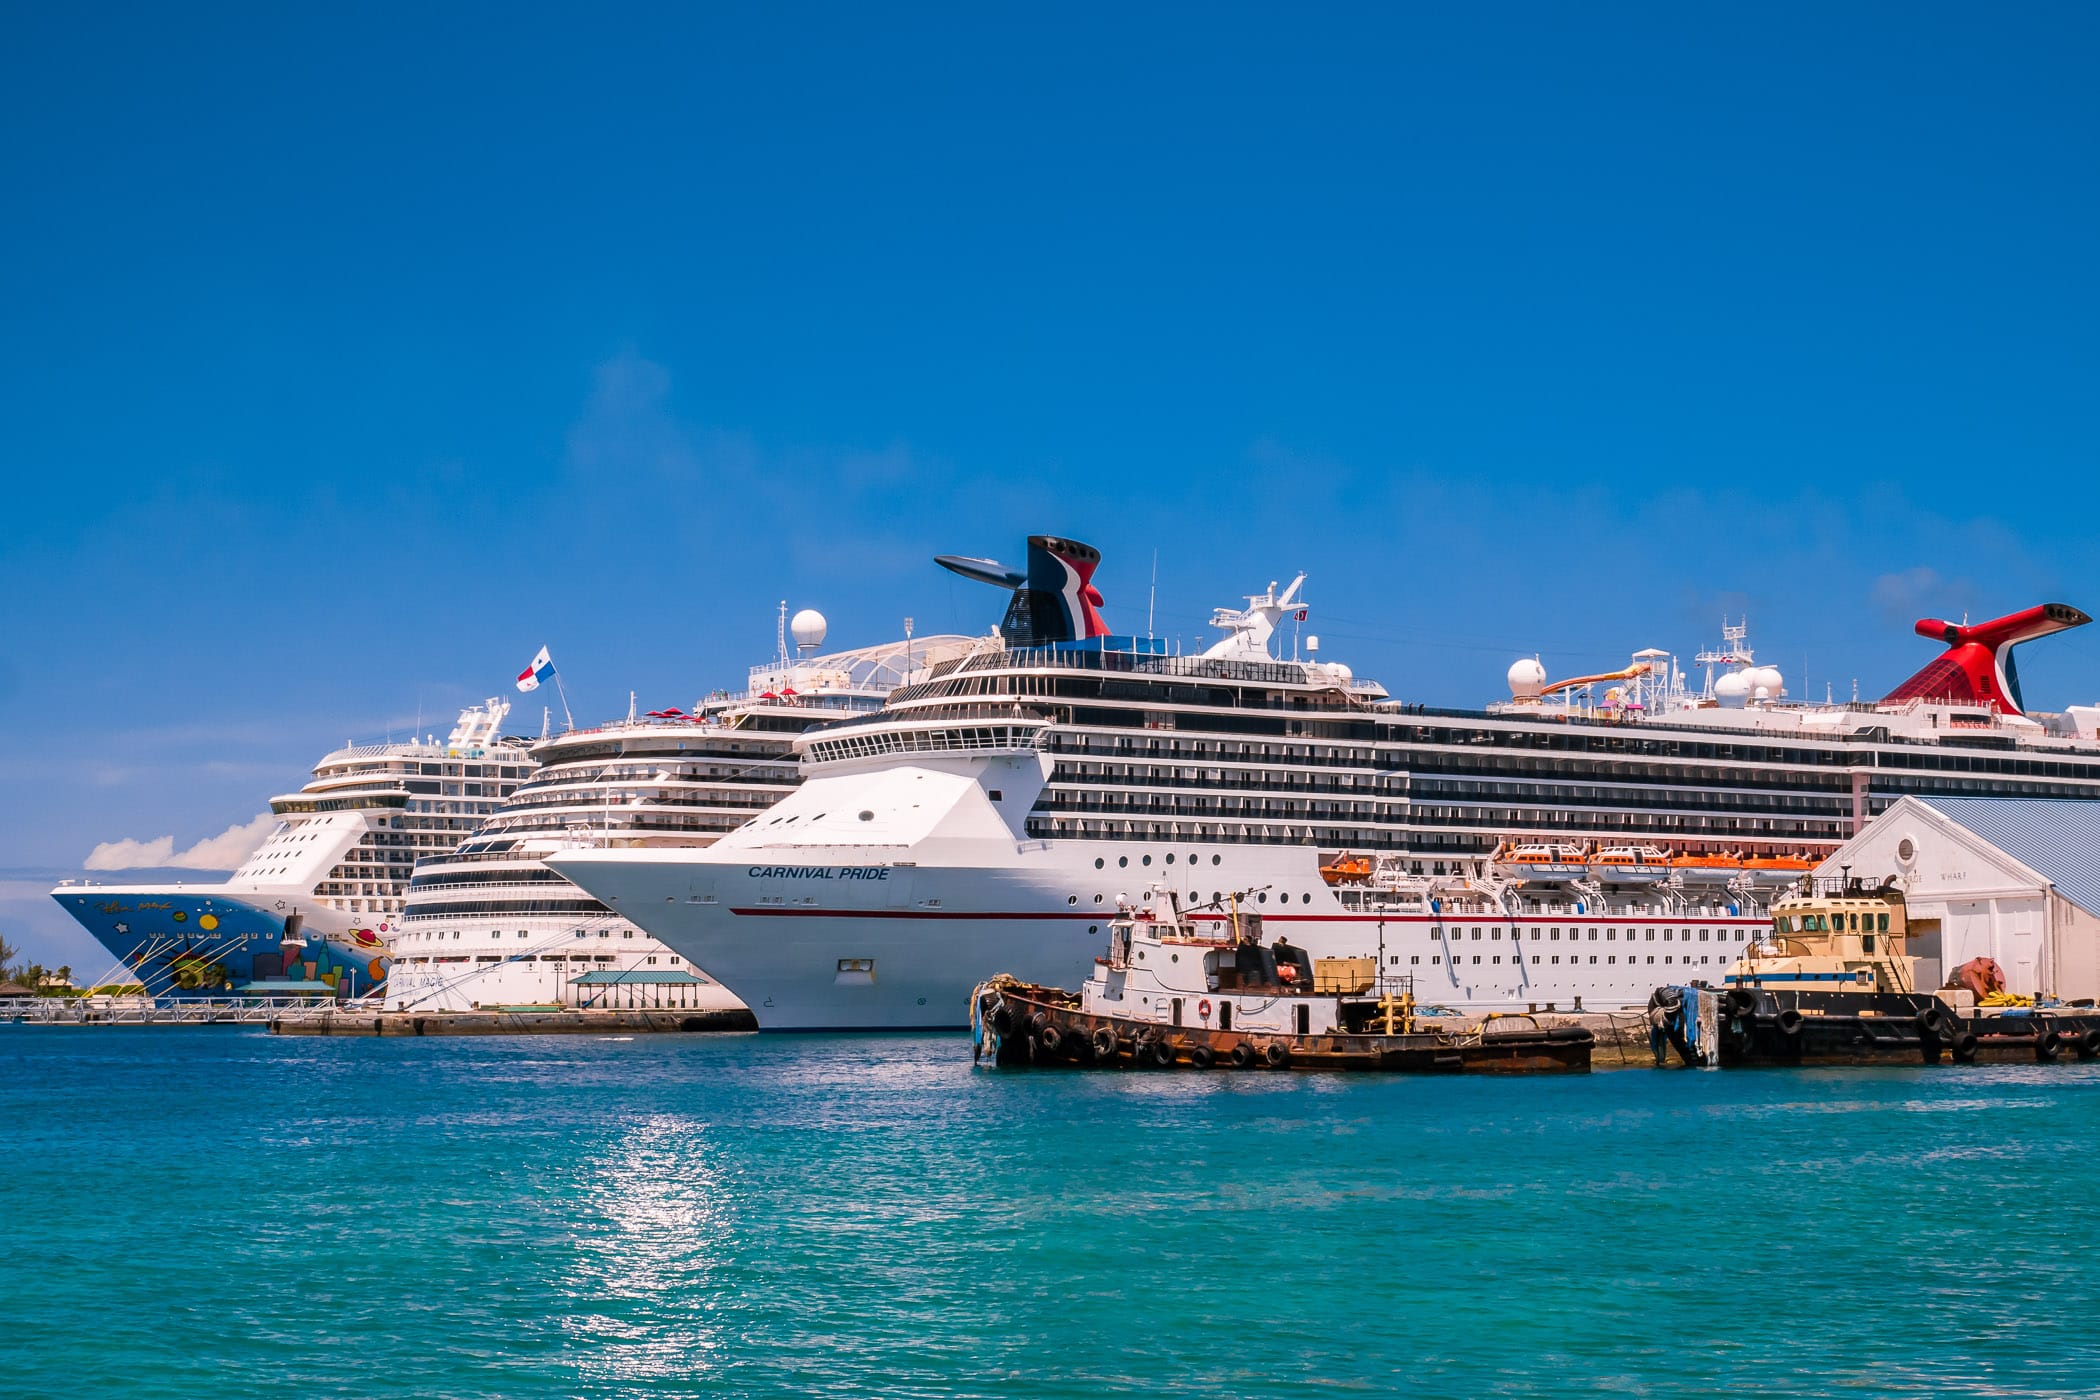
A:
1952;1032;1978;1063
2036;1029;2062;1063
1147;1039;1175;1068
1189;1045;1216;1069
2080;1029;2100;1061
1725;989;1757;1019
1029;1011;1049;1037
1229;1043;1258;1070
1037;1023;1066;1056
1091;1026;1119;1060
1775;1009;1805;1037
1263;1042;1291;1069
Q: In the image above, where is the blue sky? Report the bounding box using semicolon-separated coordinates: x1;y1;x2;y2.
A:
3;4;2096;961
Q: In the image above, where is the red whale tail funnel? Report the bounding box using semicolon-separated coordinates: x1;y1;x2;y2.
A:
1880;602;2090;716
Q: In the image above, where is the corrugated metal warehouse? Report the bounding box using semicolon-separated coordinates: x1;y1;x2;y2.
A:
1816;796;2100;1001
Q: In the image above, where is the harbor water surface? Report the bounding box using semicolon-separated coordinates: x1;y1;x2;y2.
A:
6;1029;2096;1399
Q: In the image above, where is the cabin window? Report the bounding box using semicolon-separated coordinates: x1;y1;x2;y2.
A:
1172;998;1183;1026
1606;929;1616;941
1472;956;1481;965
1472;927;1482;940
1862;935;1875;953
1410;955;1420;965
1645;930;1655;942
1589;956;1598;964
1295;1005;1310;1034
1492;929;1501;941
1699;930;1709;941
1493;956;1501;964
1431;956;1440;965
1218;1003;1232;1031
1551;928;1561;940
1878;914;1890;933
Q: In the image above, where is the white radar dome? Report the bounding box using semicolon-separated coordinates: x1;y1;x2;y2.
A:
1507;658;1547;699
1746;665;1784;699
790;608;828;652
1714;671;1752;708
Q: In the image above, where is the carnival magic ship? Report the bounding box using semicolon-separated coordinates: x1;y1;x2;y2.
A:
385;610;970;1012
553;536;2100;1030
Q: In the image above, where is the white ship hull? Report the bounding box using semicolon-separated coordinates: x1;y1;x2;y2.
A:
554;839;1766;1030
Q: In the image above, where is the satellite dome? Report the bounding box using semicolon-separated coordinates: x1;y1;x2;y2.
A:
1508;658;1547;699
1746;665;1784;699
790;608;828;652
1714;671;1752;708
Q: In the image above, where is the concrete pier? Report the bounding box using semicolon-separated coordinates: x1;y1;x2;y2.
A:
268;1007;759;1036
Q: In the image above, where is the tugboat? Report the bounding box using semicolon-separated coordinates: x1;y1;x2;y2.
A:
970;888;1592;1074
1650;873;2100;1067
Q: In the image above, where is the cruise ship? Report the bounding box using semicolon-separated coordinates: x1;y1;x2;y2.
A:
384;612;972;1013
54;700;534;998
552;536;2100;1029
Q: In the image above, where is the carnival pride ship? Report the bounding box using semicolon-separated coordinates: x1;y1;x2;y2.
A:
54;700;533;998
553;537;2100;1029
385;612;971;1012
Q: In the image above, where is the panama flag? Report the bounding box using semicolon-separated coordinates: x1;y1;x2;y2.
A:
516;646;555;693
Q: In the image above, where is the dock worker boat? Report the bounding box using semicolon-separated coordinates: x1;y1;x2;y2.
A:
1648;876;2100;1067
970;888;1592;1074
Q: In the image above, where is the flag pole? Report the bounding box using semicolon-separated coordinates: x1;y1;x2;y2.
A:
552;669;575;732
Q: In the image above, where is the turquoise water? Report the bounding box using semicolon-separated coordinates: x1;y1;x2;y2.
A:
5;1030;2097;1399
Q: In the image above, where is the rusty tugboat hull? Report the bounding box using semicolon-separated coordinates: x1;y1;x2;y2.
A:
1651;985;2100;1068
973;982;1593;1074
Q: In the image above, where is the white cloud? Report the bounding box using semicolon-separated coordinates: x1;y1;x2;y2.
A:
84;813;275;872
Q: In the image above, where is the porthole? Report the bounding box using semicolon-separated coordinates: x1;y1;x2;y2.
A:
1211;855;1222;866
1258;892;1268;903
1302;893;1311;904
1067;895;1078;906
1119;856;1129;868
1142;855;1152;866
858;810;874;822
1189;852;1199;865
1094;858;1105;869
1165;853;1176;864
1094;894;1103;903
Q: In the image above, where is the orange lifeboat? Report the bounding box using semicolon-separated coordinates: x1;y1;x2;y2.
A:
1320;853;1373;886
1743;852;1816;872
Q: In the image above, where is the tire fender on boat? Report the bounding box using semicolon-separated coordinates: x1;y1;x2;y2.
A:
1091;1026;1119;1060
1263;1043;1291;1069
1189;1045;1216;1069
1775;1009;1805;1037
1229;1043;1258;1069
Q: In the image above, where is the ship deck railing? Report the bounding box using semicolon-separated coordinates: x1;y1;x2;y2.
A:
0;996;384;1026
